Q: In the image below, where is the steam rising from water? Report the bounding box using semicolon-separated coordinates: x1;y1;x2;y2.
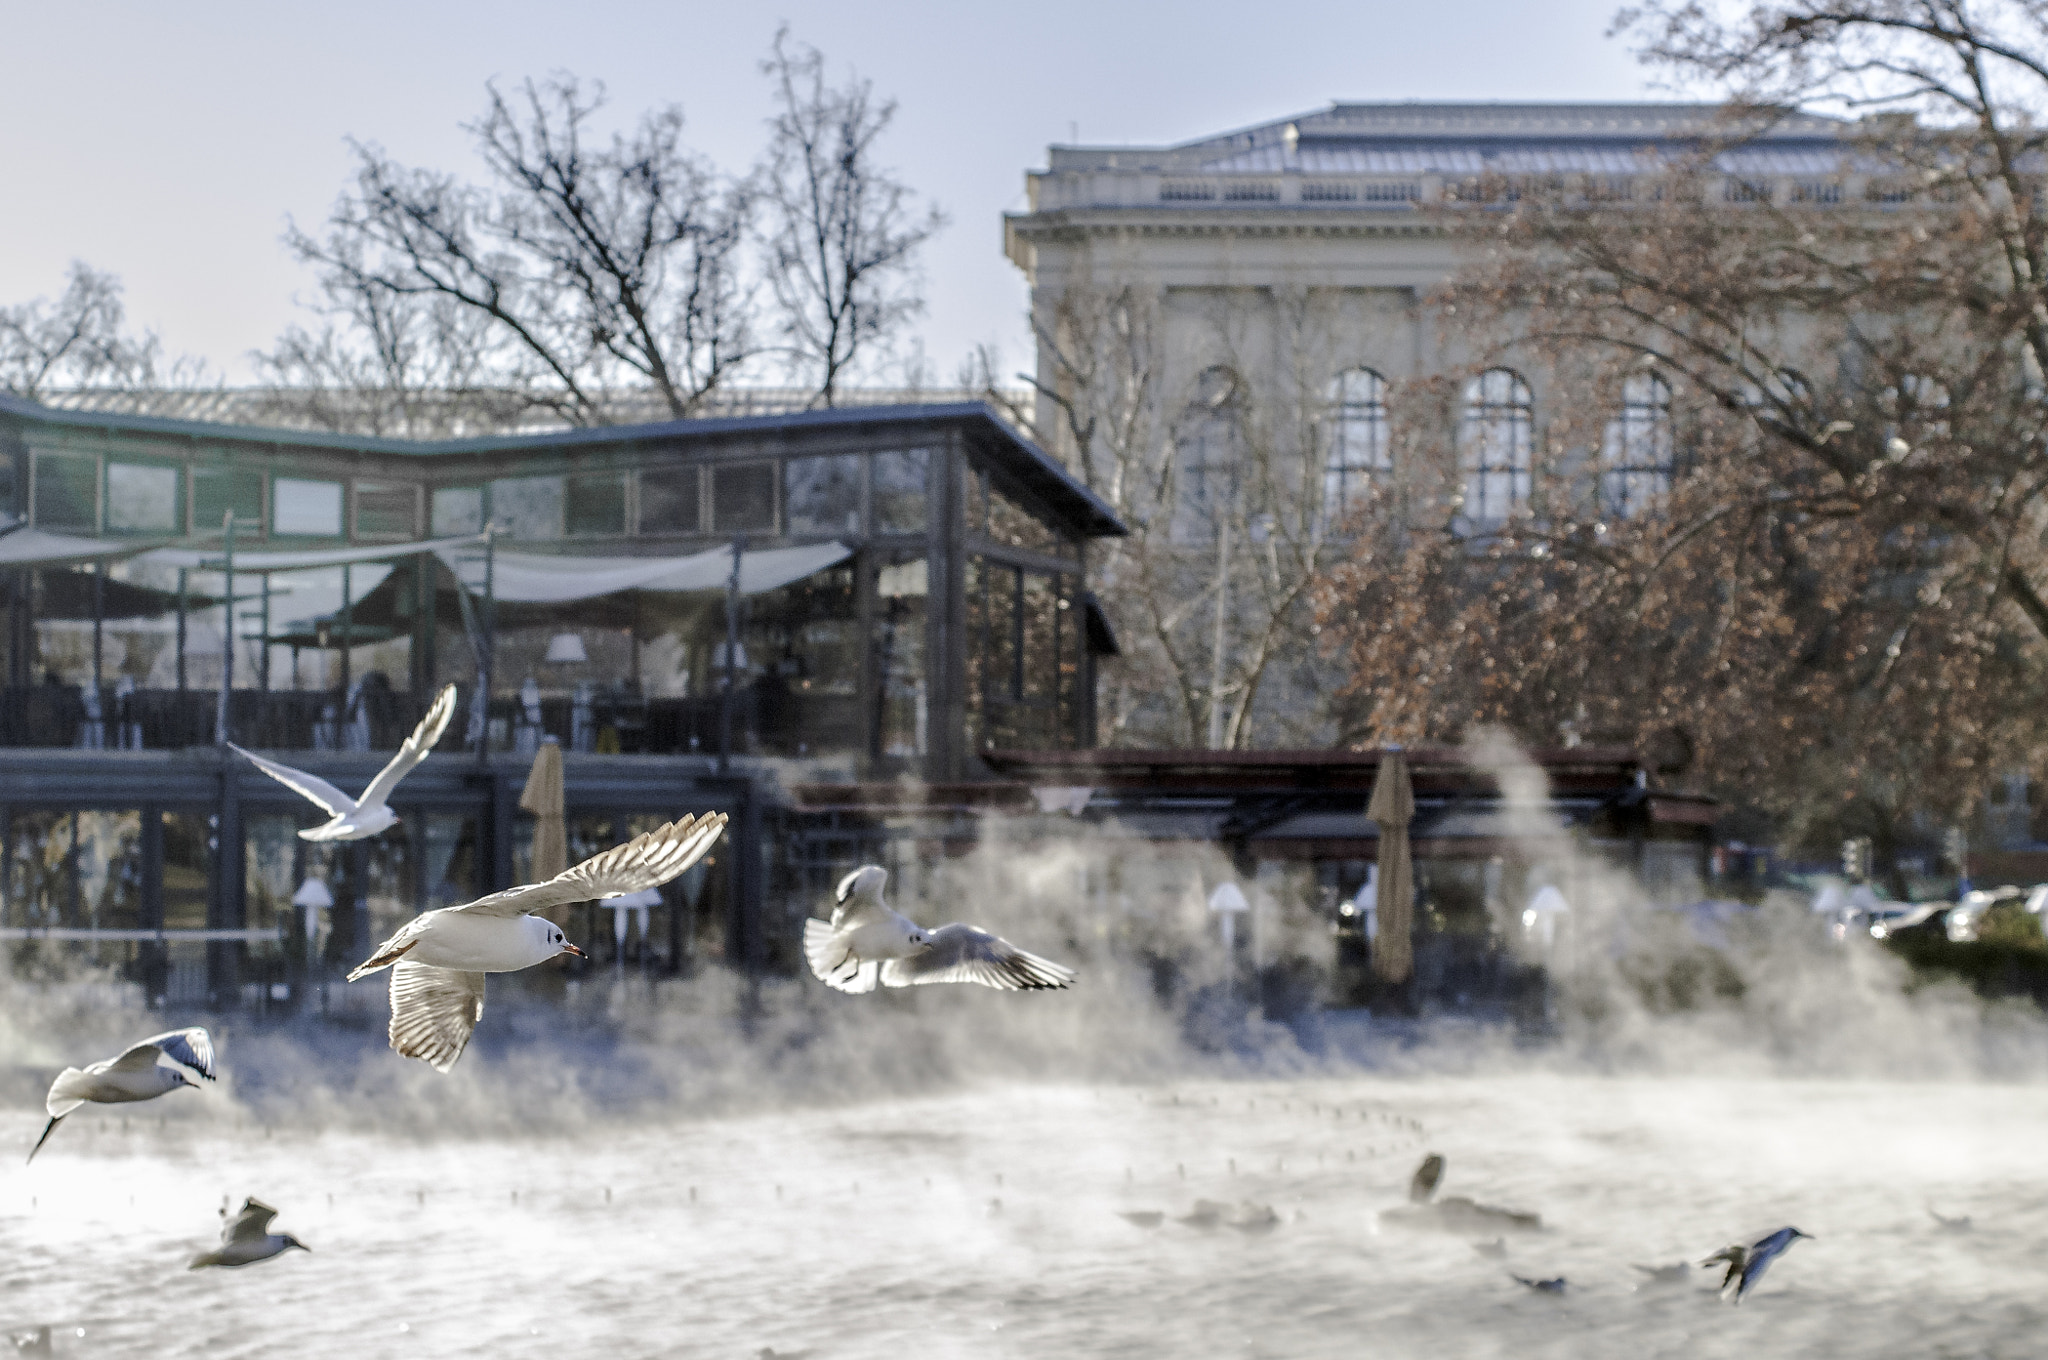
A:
1;738;2045;1354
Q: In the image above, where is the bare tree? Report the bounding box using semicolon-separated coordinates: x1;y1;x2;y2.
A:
282;75;751;427
757;28;946;407
0;262;177;401
984;271;1349;747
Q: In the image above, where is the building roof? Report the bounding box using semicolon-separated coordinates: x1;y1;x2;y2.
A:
0;393;1127;539
1045;100;1851;175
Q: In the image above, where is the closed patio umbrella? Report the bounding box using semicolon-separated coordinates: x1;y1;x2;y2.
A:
518;737;568;915
1366;748;1415;985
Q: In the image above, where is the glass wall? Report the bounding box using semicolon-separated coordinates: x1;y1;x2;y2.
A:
966;556;1078;751
873;553;928;766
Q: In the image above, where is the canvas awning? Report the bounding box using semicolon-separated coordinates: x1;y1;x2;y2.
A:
434;540;853;603
141;533;485;573
0;527;150;567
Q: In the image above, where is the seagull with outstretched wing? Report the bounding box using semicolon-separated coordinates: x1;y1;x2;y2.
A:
188;1197;309;1268
802;866;1075;995
229;682;458;841
30;1028;214;1162
347;813;727;1071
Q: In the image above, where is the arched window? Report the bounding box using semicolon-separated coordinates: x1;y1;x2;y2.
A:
1601;372;1675;517
1459;368;1532;522
1323;368;1391;517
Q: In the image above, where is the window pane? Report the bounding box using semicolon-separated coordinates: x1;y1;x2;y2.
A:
490;475;565;540
106;462;179;533
191;466;264;533
710;463;775;533
566;473;627;537
431;486;483;536
274;478;344;536
354;481;418;538
33;451;98;530
784;455;861;536
873;450;929;534
637;467;700;535
874;554;928;762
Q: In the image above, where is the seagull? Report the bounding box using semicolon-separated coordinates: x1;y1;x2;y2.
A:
802;866;1076;993
1410;1152;1445;1204
1511;1275;1567;1294
29;1028;214;1162
1706;1227;1812;1302
347;814;725;1071
1928;1206;1972;1232
229;682;458;841
188;1198;309;1269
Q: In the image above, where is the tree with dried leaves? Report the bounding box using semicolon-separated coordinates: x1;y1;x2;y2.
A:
756;29;946;407
280;75;751;427
1319;0;2048;856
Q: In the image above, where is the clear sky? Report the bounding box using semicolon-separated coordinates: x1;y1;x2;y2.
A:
0;0;1670;388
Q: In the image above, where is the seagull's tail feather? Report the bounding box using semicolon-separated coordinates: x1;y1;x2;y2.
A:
346;938;415;982
803;919;878;994
44;1068;92;1120
25;1114;64;1164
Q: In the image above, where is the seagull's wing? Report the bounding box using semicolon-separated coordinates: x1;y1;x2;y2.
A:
356;683;458;810
387;962;486;1073
829;896;893;932
445;814;725;919
223;1199;279;1244
122;1028;215;1080
802;918;880;993
228;744;356;818
878;923;1076;990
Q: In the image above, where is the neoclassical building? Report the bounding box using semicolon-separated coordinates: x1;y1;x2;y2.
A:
1002;102;1856;744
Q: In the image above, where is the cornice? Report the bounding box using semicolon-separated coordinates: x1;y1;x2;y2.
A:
1005;208;1448;244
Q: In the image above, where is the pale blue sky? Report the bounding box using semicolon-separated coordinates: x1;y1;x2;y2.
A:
0;0;1672;388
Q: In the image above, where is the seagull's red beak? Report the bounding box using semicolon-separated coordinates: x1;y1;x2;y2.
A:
561;943;587;959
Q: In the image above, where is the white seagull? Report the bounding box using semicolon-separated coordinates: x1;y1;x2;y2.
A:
347;813;727;1071
229;682;459;841
802;865;1076;994
1706;1226;1813;1302
188;1198;310;1269
30;1028;215;1162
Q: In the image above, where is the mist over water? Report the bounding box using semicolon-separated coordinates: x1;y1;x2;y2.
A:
4;736;2046;1356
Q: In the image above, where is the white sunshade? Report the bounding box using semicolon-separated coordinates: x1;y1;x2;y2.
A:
0;527;143;566
141;533;485;573
435;540;853;603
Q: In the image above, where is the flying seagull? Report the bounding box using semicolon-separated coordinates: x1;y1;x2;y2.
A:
1928;1206;1972;1232
30;1028;214;1162
229;682;458;841
188;1198;309;1269
802;866;1076;994
1704;1226;1812;1302
347;814;726;1071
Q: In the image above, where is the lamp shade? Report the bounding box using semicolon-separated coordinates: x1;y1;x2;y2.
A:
545;632;588;664
292;877;335;909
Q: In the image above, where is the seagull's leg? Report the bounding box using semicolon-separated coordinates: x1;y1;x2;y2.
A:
26;1115;63;1164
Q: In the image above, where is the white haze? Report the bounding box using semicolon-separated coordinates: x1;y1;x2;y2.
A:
0;737;2044;1356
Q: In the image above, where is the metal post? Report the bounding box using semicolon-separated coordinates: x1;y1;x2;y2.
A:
477;524;496;768
258;573;271;692
175;569;187;694
216;511;235;746
339;562;353;708
90;559;104;698
719;534;745;773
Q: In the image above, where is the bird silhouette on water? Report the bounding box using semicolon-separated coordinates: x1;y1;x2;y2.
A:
1176;1199;1227;1229
1703;1226;1811;1302
1117;1210;1165;1229
1631;1261;1692;1286
1511;1275;1567;1294
1928;1206;1972;1233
